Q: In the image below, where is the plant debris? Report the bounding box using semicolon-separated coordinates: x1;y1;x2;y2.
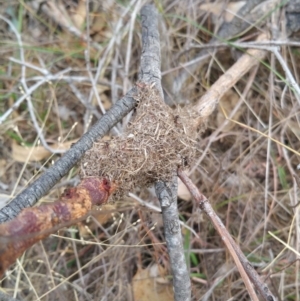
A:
0;177;115;278
80;83;199;197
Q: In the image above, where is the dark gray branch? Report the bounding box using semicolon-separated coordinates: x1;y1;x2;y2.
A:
216;0;263;40
286;0;300;36
0;88;138;223
155;179;191;301
139;4;162;97
140;5;191;301
0;6;192;301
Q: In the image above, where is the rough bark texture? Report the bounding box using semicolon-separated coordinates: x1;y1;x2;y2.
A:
0;4;192;300
155;178;191;301
0;177;115;278
0;90;138;223
140;5;191;301
286;0;300;36
139;5;163;96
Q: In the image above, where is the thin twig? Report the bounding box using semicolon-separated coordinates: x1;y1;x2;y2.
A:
0;77;49;124
194;32;268;122
190;40;300;49
272;47;300;102
124;0;142;92
86;0;136;111
36;0;102;51
172;0;273;97
0;15;68;154
188;63;260;176
190;40;300;102
178;168;277;301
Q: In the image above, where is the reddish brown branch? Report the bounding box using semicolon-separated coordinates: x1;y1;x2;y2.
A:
177;168;277;301
0;177;115;278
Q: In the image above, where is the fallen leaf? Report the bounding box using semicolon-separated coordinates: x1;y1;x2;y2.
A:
92;85;112;110
132;264;173;301
89;11;114;43
0;159;6;177
12;139;77;162
200;1;246;22
71;0;87;29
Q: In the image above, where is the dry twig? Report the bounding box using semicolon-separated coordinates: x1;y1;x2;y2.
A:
178;168;277;301
195;32;268;123
0;291;20;301
172;0;276;98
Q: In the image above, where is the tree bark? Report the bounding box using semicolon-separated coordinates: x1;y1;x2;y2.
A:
0;89;138;223
140;5;191;301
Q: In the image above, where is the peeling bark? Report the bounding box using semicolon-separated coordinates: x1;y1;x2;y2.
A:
0;177;115;278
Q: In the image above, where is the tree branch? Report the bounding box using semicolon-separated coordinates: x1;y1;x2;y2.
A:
139;5;162;96
0;177;115;278
172;0;276;98
178;168;277;301
194;32;268;123
155;178;191;301
0;89;138;223
140;5;191;301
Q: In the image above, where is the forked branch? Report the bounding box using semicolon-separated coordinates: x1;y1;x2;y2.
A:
139;5;192;301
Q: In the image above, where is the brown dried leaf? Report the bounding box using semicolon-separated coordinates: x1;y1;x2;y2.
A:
0;159;6;177
100;93;112;110
92;85;112;110
12;139;77;162
200;1;246;22
90;11;112;42
132;264;173;301
71;0;87;29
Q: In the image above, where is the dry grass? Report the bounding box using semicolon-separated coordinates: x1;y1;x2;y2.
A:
81;83;198;198
0;0;300;300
